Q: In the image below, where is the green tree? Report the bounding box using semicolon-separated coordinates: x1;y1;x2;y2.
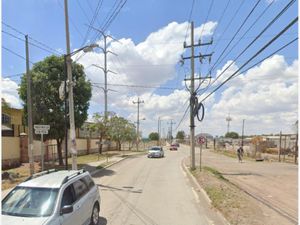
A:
225;131;239;139
148;132;159;141
176;130;185;140
108;115;136;150
18;55;92;165
88;112;115;154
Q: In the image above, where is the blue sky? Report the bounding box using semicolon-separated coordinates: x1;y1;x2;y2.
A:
2;0;298;136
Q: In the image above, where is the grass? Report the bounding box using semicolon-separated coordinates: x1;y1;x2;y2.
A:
203;166;228;181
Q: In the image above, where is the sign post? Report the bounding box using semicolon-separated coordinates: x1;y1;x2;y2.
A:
34;125;50;171
197;136;205;171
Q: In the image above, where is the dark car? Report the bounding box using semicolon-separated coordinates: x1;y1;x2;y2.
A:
169;144;178;151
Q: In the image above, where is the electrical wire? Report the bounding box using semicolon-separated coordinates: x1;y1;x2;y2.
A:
209;0;262;74
2;46;34;64
206;0;296;90
200;0;214;38
184;0;196;43
200;17;298;103
212;0;275;71
92;82;183;90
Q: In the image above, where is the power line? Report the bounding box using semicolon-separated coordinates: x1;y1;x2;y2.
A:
184;0;196;43
92;82;183;90
2;21;62;55
200;17;298;103
210;0;245;54
209;0;262;74
200;0;214;38
2;30;59;55
206;0;296;90
211;0;275;71
2;45;34;64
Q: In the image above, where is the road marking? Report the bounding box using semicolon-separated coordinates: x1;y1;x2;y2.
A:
191;187;200;203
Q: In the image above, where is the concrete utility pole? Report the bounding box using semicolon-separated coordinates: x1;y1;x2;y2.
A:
182;21;213;170
64;0;77;170
157;117;161;146
241;119;245;147
226;114;232;134
133;98;144;151
25;35;34;175
168;119;176;144
279;131;282;162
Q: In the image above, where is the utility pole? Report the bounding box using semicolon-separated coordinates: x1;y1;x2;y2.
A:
25;35;34;175
89;25;117;119
226;114;232;134
181;21;213;170
279;131;282;162
157;117;160;146
133;97;144;151
241;119;245;147
168;119;176;144
64;0;77;170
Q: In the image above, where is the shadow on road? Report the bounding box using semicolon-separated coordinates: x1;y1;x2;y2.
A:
222;172;262;176
98;216;107;225
92;168;116;178
97;184;143;194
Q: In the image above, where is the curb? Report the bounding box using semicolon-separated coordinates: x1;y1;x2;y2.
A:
90;152;146;176
181;159;231;225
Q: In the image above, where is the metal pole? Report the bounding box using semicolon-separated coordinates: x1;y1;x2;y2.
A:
64;0;77;170
242;119;245;147
104;37;108;119
279;131;282;162
64;56;68;170
41;134;44;171
25;35;34;175
200;142;202;171
137;97;140;151
190;22;196;170
157;117;160;146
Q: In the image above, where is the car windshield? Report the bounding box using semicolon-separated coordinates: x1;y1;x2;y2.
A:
2;186;59;217
150;147;161;151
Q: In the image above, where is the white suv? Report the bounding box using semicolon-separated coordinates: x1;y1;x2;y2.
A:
2;169;101;225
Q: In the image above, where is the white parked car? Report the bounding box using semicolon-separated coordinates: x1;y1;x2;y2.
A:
2;169;100;225
148;146;164;158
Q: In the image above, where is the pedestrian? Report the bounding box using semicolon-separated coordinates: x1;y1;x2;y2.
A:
237;146;244;163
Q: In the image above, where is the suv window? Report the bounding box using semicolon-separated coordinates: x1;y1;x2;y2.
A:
82;175;95;190
73;179;89;200
61;185;76;207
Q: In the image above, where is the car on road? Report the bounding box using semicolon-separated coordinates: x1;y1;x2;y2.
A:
148;146;164;158
169;144;178;151
2;169;100;225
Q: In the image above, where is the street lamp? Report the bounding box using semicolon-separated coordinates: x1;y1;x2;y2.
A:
64;43;99;170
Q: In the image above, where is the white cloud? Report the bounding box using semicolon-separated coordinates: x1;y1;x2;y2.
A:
1;78;22;108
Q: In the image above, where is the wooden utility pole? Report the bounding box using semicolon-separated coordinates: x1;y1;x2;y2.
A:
25;35;34;175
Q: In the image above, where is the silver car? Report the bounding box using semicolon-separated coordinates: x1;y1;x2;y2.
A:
2;169;100;225
148;146;164;158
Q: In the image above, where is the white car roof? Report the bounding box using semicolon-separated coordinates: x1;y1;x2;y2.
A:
19;170;87;189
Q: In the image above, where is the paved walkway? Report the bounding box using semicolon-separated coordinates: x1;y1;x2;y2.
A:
183;145;298;225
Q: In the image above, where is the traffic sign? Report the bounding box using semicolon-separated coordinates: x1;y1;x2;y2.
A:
197;136;205;144
35;129;48;135
34;125;50;130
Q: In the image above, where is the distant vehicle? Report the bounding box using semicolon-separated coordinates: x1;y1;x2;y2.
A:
2;169;100;225
170;144;178;151
148;146;164;158
172;142;180;147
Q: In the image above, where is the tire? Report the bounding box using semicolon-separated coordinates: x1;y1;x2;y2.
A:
90;203;99;225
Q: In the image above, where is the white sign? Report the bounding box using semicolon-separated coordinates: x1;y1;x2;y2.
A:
34;125;50;130
35;129;48;135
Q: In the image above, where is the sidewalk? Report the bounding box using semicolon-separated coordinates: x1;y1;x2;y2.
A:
184;146;298;224
2;151;146;199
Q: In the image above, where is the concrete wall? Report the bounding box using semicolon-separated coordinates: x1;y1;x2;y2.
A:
2;137;20;160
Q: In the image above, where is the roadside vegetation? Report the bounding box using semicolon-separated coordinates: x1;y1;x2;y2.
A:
191;166;266;225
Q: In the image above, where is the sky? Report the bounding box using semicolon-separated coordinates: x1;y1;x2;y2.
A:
1;0;299;138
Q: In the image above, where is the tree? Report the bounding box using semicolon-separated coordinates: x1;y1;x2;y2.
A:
19;55;92;165
176;130;185;140
225;131;239;139
88;112;115;154
148;132;159;141
108;115;136;151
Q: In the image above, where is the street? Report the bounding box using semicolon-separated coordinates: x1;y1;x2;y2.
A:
93;147;227;225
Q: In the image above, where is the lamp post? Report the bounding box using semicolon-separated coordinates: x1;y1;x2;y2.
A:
63;43;98;170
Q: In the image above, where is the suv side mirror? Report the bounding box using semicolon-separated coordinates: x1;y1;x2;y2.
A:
61;205;73;215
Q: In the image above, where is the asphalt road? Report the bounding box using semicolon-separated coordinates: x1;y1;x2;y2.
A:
93;147;227;225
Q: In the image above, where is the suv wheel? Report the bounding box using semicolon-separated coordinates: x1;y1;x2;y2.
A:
90;203;99;225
